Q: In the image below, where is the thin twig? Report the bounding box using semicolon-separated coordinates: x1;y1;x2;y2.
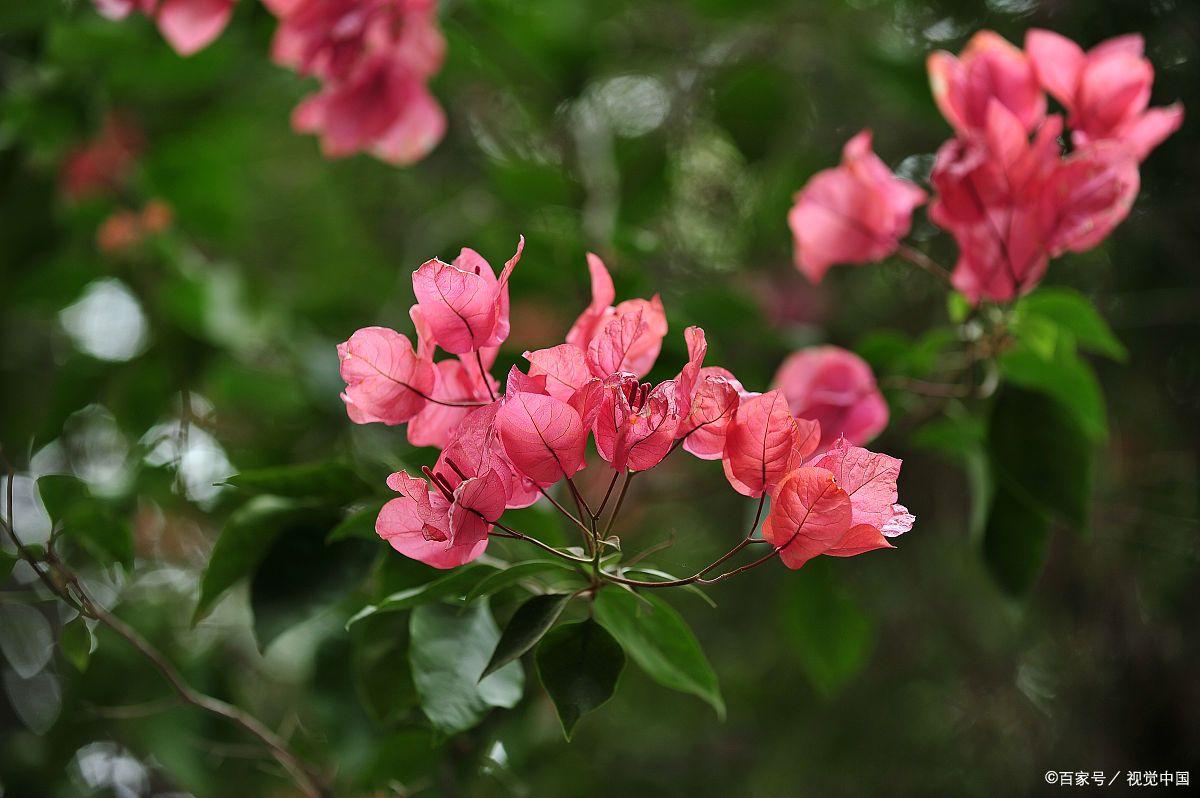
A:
601;472;633;540
491;523;592;565
897;244;954;286
474;350;497;402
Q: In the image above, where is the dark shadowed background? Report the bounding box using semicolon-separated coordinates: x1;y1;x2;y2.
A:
1;0;1198;796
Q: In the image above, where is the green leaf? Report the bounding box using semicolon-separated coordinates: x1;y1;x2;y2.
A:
1;549;17;583
988;386;1094;532
947;291;971;324
982;483;1052;596
347;564;501;628
59;617;95;673
999;340;1107;441
594;589;724;718
535;619;625;740
781;559;875;697
408;601;524;735
325;500;387;543
193;497;306;624
352;612;418;727
1015;288;1127;362
224;461;372;503
464;560;580;603
37;475;132;568
481;593;572;680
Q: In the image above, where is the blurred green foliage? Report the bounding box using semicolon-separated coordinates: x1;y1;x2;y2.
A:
2;1;1199;796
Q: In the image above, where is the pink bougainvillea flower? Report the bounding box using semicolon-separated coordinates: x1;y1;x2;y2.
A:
436;402;539;509
761;467;853;570
1042;141;1140;256
1026;29;1184;160
773;346;888;451
593;375;679;472
338;326;434;425
722;389;820;498
932;101;1142;303
292;52;446;166
565;253;668;379
376;467;503;568
927;30;1046;137
405;356;497;448
678;369;743;460
809;437;914;556
92;1;235;56
270;0;448;164
410;240;522;355
496;391;587;487
525;344;591;402
788;130;926;283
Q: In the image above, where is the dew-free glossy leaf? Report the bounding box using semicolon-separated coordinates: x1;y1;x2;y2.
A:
481;592;572;679
535;619;625;740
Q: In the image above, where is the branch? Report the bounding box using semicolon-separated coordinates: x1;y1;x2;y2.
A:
897;244;954;286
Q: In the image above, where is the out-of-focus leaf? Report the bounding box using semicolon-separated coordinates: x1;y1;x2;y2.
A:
193;497;307;624
3;669;60;735
352;612;417;727
326;500;388;544
249;510;371;650
983;483;1052;596
781;559;874;697
0;603;54;679
1015;288;1127;362
594;588;724;718
947;291;971;323
989;386;1093;532
347;564;501;628
37;475;132;567
1;550;16;583
535;619;625;740
912;414;993;542
999;340;1107;441
408;601;524;735
58;617;94;673
481;593;573;679
225;461;372;504
464;560;580;603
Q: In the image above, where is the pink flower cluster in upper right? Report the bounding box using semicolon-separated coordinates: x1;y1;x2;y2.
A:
788;29;1183;303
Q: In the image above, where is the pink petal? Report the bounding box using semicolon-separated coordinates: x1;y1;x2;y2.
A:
525;343;591;401
412;257;500;354
448;470;507;548
496;392;587;487
809;438;911;536
377;472;484;569
1044;141;1140;255
505;365;547;397
338;326;433;425
1025;29;1086;111
485;236;524;348
721;389;810;498
155;0;234;56
825;524;895;557
762;467;853;570
1116;103;1184;161
586;310;649;378
566;252;616;349
680;371;741;460
773;346;888;450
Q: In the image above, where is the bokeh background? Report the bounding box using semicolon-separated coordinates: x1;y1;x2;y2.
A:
2;0;1198;796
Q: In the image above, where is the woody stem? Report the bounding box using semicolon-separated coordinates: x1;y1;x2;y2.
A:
474;350;497;402
897;244;954;286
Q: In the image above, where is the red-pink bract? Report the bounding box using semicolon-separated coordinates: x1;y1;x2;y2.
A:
92;1;235;56
338;326;433;425
525;344;591;401
593;376;679;472
788;130;926;283
722;389;820;498
927;30;1046;137
1026;29;1183;161
565;253;667;379
810;437;913;556
496;392;587;487
376;470;489;568
405;357;496;448
773;346;888;452
761;467;853;570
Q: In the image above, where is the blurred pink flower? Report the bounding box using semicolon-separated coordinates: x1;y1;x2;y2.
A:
928;30;1046;137
91;0;235;56
772;346;888;452
788;130;926;283
269;0;447;164
1026;29;1184;160
60;113;143;201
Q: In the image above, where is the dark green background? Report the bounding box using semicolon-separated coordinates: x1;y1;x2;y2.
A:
1;1;1197;796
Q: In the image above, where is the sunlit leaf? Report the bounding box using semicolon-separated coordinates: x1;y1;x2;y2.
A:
594;588;724;718
408;600;524;735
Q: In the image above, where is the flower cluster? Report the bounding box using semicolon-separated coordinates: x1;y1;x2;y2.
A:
91;1;237;56
90;1;447;165
265;0;446;164
789;29;1183;303
339;241;912;579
